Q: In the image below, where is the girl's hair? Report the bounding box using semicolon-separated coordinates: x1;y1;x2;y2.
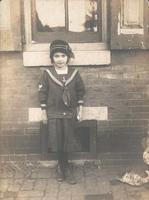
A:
49;40;74;63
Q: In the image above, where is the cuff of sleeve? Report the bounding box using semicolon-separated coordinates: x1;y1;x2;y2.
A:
41;104;47;110
78;100;84;105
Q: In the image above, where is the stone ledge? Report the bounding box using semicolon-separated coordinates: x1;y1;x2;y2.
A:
28;107;108;122
23;50;111;66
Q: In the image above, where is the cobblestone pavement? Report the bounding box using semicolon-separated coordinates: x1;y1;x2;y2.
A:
0;160;149;200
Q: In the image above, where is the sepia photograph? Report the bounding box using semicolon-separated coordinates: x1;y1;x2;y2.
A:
0;0;149;199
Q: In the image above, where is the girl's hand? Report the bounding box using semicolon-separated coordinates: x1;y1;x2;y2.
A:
41;110;48;124
77;105;83;122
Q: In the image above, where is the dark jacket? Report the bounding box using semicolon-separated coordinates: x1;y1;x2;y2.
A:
38;67;85;118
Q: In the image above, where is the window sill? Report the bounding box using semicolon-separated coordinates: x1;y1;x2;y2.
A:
23;43;111;66
118;28;144;35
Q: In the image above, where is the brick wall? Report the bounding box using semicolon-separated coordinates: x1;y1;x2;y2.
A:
0;52;149;160
0;53;41;160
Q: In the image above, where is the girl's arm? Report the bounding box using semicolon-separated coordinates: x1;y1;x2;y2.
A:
77;104;83;121
38;70;49;123
75;71;85;121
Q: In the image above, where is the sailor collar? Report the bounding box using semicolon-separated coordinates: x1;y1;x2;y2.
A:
46;68;78;87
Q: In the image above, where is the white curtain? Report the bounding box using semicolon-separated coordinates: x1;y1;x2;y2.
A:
36;0;65;28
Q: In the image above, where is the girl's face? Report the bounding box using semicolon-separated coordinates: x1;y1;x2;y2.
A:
53;52;68;68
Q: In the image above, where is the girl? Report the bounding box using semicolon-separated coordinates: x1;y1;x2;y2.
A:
38;40;85;184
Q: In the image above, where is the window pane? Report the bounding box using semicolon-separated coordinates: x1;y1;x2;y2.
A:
36;0;65;32
68;0;98;32
121;0;143;28
32;0;102;42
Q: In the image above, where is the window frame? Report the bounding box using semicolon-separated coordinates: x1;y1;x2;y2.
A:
23;0;111;66
31;0;102;43
24;0;108;47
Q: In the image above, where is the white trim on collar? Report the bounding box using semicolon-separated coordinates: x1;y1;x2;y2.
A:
46;69;78;87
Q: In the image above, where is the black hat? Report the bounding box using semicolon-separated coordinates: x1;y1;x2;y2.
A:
50;40;74;61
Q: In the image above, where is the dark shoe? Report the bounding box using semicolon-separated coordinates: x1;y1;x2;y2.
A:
65;165;77;184
56;165;65;182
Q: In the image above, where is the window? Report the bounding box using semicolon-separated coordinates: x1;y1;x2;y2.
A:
23;0;111;66
121;0;143;28
31;0;102;42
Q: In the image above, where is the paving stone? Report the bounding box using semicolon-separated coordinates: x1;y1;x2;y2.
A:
43;195;57;200
1;161;149;200
71;183;86;195
84;187;100;195
8;179;24;192
125;185;149;200
141;190;149;200
33;179;47;190
84;177;99;194
58;193;71;200
17;191;44;198
97;177;112;194
0;192;4;198
73;166;84;183
126;193;142;200
3;191;17;198
124;184;147;193
125;184;148;198
0;170;14;179
85;193;113;200
110;184;128;200
72;195;85;200
45;179;59;195
16;198;42;200
0;179;13;192
85;175;97;185
21;179;35;190
59;182;72;196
